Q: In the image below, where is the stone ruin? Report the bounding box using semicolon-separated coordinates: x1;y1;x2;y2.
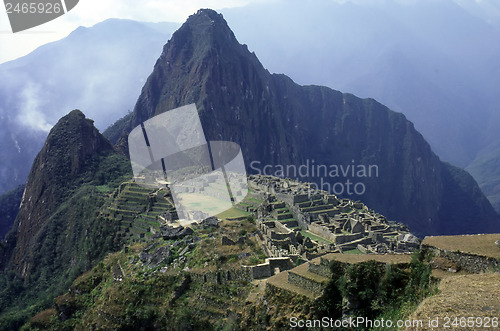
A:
249;175;420;261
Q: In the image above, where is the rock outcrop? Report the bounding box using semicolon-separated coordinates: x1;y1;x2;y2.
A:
1;110;121;277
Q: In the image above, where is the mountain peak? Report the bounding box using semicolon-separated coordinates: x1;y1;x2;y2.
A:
159;8;242;63
184;9;233;37
125;9;498;235
44;109;109;162
130;9;263;123
68;108;86;118
189;8;226;24
8;110;113;276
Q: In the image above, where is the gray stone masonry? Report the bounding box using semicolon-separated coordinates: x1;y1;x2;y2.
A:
423;245;499;273
307;257;332;278
337;237;372;251
335;233;365;245
190;268;253;285
243;263;272;279
288;268;329;296
242;257;293;279
268;257;294;272
249;175;419;256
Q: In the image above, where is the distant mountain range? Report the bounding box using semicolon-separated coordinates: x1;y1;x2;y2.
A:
0;19;179;195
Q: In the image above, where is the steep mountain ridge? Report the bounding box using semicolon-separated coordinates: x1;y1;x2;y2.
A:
9;110;114;276
221;1;500;211
221;1;500;167
0;110;130;329
119;9;498;236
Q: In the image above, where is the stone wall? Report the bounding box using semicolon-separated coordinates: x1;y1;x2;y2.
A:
337;237;372;251
268;257;293;272
270;231;293;241
242;257;293;279
258;219;296;244
287;271;325;296
288;204;310;230
265;279;314;301
334;233;364;245
301;205;334;213
190;267;253;285
309;222;337;242
307;259;331;278
275;192;295;206
276;212;293;220
242;263;272;279
282;220;299;228
423;245;499;273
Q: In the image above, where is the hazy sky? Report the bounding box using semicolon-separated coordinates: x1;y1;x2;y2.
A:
1;0;499;64
0;0;268;64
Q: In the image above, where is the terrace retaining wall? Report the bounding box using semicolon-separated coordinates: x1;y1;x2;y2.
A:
423;245;499;273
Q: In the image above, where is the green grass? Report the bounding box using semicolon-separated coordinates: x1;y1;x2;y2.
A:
279;218;297;222
343;248;363;254
216;207;251;220
235;202;251;208
245;197;264;205
95;185;113;194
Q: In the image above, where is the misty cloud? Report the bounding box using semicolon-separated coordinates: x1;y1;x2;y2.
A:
0;19;177;195
16;82;53;133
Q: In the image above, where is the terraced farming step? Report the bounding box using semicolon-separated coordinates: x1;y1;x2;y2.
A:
126;185;157;194
300;204;335;213
265;253;414;300
108;208;138;217
119;195;149;204
271;202;286;209
276;213;294;220
287;262;330;296
266;270;316;300
115;203;146;212
306;258;332;278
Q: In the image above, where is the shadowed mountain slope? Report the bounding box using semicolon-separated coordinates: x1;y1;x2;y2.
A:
116;9;498;236
0;110;130;329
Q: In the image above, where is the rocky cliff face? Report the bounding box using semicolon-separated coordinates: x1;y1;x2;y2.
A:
120;9;498;235
0;110;132;328
1;110;116;276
